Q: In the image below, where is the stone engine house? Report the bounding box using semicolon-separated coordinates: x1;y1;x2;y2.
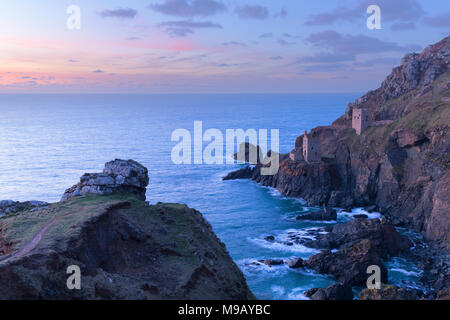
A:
303;130;321;163
352;108;371;135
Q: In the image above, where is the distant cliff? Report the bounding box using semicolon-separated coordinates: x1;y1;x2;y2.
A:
0;160;254;300
225;36;450;253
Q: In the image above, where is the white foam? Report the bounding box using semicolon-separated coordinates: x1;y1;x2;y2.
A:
261;185;308;204
339;207;382;220
249;237;320;254
389;268;422;277
238;259;290;277
271;285;286;297
287;288;310;300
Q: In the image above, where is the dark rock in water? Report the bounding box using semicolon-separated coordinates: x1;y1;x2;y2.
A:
354;214;368;219
222;166;254;180
61;159;149;201
310;283;353;300
359;284;420;300
363;205;377;213
233;142;263;164
305;240;388;286
437;288;450;300
258;259;284;267
304;288;319;298
296;208;337;221
264;235;275;242
285;257;304;269
304;219;412;258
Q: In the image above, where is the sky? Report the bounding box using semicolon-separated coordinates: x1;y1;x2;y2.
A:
0;0;449;93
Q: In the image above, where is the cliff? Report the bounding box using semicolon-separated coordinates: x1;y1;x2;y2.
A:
0;160;254;300
225;36;450;253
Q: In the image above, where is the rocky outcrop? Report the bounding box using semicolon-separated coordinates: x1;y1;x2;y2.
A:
0;200;48;217
307;283;353;300
223;166;254;180
359;284;420;300
305;239;388;286
0;160;255;300
285;257;305;269
303;218;412;257
437;288;450;300
224;36;450;256
296;207;337;221
233;142;262;164
62;159;149;201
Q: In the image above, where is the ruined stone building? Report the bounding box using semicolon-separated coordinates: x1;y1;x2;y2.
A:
352;108;371;135
302;131;321;163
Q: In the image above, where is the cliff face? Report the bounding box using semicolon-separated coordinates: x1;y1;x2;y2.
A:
228;36;450;253
0;161;254;300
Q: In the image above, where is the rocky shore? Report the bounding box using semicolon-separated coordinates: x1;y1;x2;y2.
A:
224;36;450;299
0;160;255;300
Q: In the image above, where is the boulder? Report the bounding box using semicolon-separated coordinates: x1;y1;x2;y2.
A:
310;283;353;300
296;207;337;221
222;166;254;180
285;257;304;269
304;288;319;298
61;159;149;201
305;240;388;286
304;219;412;258
258;259;284;267
437;288;450;300
0;200;48;217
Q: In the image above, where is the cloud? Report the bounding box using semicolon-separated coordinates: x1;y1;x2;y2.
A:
305;0;425;26
306;30;420;54
222;41;246;47
217;63;230;67
269;56;284;60
353;57;400;67
126;37;141;41
92;70;104;73
235;5;269;20
277;39;295;46
98;8;137;19
274;8;287;19
68;59;79;63
282;33;301;39
259;32;273;38
302;63;349;73
159;20;222;37
149;0;226;18
390;22;416;31
423;13;450;28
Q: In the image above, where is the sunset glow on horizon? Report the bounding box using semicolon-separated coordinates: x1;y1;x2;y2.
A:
1;0;449;93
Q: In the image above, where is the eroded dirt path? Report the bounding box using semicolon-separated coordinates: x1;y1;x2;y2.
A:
0;215;63;264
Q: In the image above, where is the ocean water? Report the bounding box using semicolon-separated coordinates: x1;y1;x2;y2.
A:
0;94;422;299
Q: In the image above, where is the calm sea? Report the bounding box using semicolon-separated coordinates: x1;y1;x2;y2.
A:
0;94;423;299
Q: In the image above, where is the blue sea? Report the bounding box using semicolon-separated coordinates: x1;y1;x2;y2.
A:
0;94;423;299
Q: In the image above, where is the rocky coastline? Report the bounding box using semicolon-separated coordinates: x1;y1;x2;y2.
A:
0;159;255;300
